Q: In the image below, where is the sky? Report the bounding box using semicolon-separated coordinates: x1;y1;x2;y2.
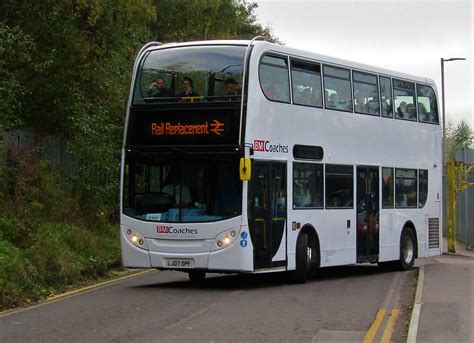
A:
253;0;473;127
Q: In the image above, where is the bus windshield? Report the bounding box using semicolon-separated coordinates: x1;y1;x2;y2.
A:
123;153;242;222
133;45;246;104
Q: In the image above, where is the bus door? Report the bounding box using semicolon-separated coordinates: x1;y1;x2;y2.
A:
248;161;287;270
356;166;380;262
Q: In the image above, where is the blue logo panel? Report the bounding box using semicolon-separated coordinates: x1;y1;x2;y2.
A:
240;231;248;239
240;239;248;248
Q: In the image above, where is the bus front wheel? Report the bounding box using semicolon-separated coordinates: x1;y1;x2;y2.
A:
292;233;310;283
188;271;206;283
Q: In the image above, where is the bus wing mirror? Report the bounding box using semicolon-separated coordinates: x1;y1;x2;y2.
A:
239;158;251;181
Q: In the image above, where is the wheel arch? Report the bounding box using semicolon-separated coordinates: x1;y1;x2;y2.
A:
402;220;418;258
299;224;321;268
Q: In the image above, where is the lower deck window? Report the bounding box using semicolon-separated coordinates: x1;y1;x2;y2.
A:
293;163;323;208
325;164;353;208
382;167;394;208
418;170;428;208
395;169;417;208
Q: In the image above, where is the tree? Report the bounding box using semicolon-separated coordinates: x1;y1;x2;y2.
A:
0;23;34;131
152;0;278;43
446;118;473;161
0;0;157;214
0;0;156;136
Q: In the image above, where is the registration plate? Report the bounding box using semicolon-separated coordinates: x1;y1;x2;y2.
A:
165;258;194;269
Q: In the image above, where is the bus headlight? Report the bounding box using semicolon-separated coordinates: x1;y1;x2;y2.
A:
125;227;148;250
212;228;238;251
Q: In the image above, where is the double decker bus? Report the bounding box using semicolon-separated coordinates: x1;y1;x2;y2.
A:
120;38;442;282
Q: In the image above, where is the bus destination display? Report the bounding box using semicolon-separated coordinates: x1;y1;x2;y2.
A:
126;108;239;146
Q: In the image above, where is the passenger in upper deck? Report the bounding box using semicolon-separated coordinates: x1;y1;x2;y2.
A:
147;78;172;97
271;82;289;102
328;93;348;110
354;91;368;113
406;103;417;120
367;99;379;114
262;82;274;100
381;98;392;115
396;101;408;118
177;77;200;97
418;103;429;121
224;78;240;96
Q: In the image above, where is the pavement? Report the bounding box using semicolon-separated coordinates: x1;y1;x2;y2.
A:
408;238;474;343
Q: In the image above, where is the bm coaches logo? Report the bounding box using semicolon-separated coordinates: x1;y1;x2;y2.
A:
254;139;289;154
157;226;198;235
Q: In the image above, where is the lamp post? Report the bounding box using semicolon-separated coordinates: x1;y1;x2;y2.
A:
440;57;466;253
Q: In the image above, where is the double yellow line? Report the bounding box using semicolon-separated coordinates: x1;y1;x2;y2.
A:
363;308;400;343
0;269;155;318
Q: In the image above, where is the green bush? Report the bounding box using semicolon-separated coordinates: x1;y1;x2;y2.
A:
0;221;120;311
27;222;120;287
0;240;41;309
0;215;27;247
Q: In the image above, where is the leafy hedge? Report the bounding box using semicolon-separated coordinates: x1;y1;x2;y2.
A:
0;154;119;310
0;222;118;310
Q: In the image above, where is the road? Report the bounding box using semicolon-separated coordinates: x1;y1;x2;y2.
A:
0;265;416;342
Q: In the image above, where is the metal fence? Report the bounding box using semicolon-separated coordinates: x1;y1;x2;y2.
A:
1;129;72;168
1;129;119;192
456;148;474;248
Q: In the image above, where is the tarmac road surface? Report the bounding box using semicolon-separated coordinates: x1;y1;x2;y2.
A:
0;265;416;342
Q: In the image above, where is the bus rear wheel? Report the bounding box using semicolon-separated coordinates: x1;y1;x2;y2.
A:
398;228;416;270
188;271;206;283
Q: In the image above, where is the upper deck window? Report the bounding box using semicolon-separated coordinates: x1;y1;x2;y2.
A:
380;76;393;117
353;71;380;116
259;55;290;103
133;45;246;104
393;79;417;121
291;60;323;108
323;65;353;112
416;84;439;124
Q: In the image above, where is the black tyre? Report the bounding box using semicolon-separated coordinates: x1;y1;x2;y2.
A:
377;260;397;271
188;271;206;283
398;228;416;270
292;233;310;283
308;240;320;278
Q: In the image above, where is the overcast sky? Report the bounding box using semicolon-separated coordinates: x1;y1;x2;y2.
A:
254;0;473;126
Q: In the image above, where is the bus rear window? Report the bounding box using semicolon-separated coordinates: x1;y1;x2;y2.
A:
134;45;246;104
416;84;439;124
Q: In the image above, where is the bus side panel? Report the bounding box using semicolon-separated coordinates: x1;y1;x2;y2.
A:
378;210;399;261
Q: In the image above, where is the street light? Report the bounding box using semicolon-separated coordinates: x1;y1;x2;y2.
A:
440;57;466;252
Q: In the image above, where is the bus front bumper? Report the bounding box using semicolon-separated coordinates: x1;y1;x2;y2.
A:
120;225;253;272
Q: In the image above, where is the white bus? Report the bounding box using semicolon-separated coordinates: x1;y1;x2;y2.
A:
120;39;442;282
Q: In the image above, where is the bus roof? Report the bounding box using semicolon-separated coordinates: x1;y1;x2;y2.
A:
145;40;436;88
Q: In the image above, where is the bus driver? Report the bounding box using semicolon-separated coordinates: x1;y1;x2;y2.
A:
162;168;192;207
